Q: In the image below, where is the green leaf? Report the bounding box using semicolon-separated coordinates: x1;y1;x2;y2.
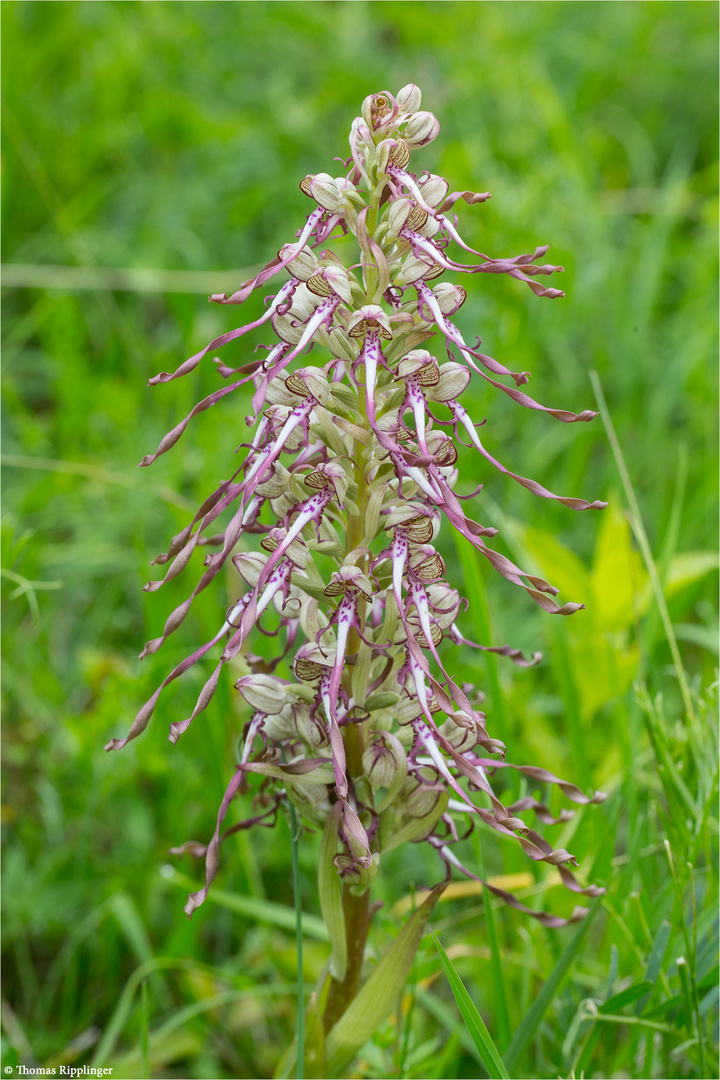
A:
591;496;648;630
503;898;601;1075
429;927;509;1079
510;521;592;605
323;883;447;1077
665;550;719;597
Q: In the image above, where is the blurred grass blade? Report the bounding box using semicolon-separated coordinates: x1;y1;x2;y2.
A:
571;980;654;1074
323;883;446;1077
107;892;154;965
139;979;150;1080
472;833;511;1051
429;927;509;1079
589;369;695;721
1;262;261;295
93;957;197;1066
1;453;194;513
635;920;671;1014
415;987;483;1066
504;898;601;1074
160;864;328;940
602;981;655;1012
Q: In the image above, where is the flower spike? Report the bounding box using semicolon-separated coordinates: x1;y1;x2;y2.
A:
111;87;606;931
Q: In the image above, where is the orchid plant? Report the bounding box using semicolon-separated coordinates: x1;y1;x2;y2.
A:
109;86;607;1068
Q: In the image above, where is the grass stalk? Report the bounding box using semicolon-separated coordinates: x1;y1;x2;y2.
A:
503;899;602;1074
472;832;512;1051
589;370;696;721
139;978;150;1079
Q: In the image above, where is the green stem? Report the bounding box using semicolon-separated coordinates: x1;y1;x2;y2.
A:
323;886;373;1032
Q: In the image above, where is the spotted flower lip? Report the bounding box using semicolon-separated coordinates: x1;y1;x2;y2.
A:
112;87;608;924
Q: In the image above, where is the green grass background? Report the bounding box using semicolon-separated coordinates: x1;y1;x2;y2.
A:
2;2;718;1077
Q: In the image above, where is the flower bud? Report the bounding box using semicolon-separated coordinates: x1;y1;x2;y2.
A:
427;362;471;402
235;674;289;715
255;461;292;499
304;459;349;503
324;564;374;599
438;718;478;753
376;138;411;175
349;116;375;162
293;704;329;750
299;173;358;213
361;94;376;131
396;694;423;725
417;173;449;209
306;265;353;305
397;84;422;113
410;546;445;581
397;350;439;386
270;491;297;519
402;767;443;817
427;431;458;467
260;704;296;742
264;373;300;406
294;643;334;682
279;245;320;282
426;582;461;627
272;284;321;344
292;779;331;808
395;256;444;286
432;281;467;315
364;691;401;712
362;735;406;790
264;405;306;451
402;112;440;149
347;305;393;341
233;551;268;587
285;366;331;405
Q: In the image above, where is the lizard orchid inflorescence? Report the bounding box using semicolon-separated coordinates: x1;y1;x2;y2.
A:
109;86;606;936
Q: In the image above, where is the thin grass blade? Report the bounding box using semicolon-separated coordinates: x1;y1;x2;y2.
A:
429;927;509;1079
504;898;601;1074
